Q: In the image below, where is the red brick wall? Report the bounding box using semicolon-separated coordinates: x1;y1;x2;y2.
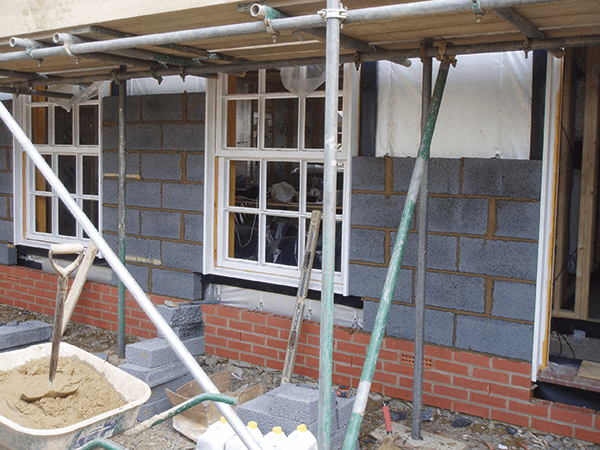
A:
203;304;600;444
2;264;599;443
0;265;168;339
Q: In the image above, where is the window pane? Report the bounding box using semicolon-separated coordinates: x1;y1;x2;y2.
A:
306;164;344;212
230;211;258;261
314;64;344;91
34;196;52;233
305;97;325;149
266;68;286;93
82;156;98;195
228;71;258;94
338;96;343;147
79;105;99;145
55;107;73;145
265;98;298;149
31;106;48;145
312;220;342;273
267;161;299;212
226;99;258;148
34;154;52;192
58;155;76;194
266;216;298;267
231;160;260;207
82;200;98;238
58;199;76;237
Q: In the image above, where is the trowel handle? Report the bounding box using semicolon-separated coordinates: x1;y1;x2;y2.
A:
49;243;85;278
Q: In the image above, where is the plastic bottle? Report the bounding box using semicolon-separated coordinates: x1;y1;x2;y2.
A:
224;421;263;450
281;424;317;450
259;426;288;450
196;416;236;450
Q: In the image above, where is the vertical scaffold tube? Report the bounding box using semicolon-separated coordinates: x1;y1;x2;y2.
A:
412;49;433;441
319;1;342;449
342;58;452;450
117;72;127;359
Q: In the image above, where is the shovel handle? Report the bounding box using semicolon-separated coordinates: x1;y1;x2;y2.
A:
49;243;85;278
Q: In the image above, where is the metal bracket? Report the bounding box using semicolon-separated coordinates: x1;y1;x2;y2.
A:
264;18;280;42
523;37;530;58
471;0;485;22
354;52;362;70
318;7;348;21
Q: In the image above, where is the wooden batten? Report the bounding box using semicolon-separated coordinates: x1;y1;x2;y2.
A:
575;45;600;320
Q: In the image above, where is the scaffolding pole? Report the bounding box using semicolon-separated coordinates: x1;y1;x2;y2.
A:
319;1;342;449
412;44;433;441
117;70;127;360
342;57;452;450
0;102;262;450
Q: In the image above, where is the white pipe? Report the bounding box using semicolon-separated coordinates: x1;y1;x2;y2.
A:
0;102;262;450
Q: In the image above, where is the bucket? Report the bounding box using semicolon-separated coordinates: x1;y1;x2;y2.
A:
281;424;317;450
224;421;262;450
259;426;287;450
196;416;236;450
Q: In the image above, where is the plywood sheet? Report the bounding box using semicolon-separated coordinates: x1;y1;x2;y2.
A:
578;360;600;380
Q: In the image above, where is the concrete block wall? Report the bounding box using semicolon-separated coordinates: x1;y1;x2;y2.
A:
102;92;205;301
202;303;600;445
0;100;16;266
349;157;540;361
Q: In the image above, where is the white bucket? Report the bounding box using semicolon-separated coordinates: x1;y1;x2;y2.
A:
259;426;288;450
196;416;236;450
224;421;263;450
281;424;317;450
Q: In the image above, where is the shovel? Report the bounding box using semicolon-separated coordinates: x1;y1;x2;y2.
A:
21;244;84;402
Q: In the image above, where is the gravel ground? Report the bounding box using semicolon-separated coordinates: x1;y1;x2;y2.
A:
2;303;600;450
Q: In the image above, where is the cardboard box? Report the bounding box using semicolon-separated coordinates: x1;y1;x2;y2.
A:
166;369;263;441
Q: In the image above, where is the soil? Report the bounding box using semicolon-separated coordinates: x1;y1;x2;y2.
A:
2;303;600;450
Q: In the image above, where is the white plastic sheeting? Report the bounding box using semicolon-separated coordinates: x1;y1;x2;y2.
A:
377;52;533;159
128;75;206;95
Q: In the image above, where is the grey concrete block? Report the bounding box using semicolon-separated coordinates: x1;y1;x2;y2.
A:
335;396;355;430
459;237;538;281
0;172;13;195
110;263;149;292
157;302;204;326
455;315;534;361
392;157;415;193
162;183;204;212
142;94;183;122
428;159;461;195
462;159;543;199
393;232;457;271
350;228;386;264
102;125;118;151
186;153;204;183
161;241;203;272
352;157;386;191
126;336;205;368
102;95;141;123
102;179;118;205
237;398;318;437
495;200;540;240
119;360;190;387
141;210;181;239
126;180;162;208
0;105;13;147
137;397;172;421
425;272;485;313
184;213;203;242
364;301;454;346
141;153;182;181
151;268;203;300
186;92;206;122
428;197;489;235
0;320;52;350
159;322;205;340
103;206;140;234
0;219;13;242
163;123;204;151
267;383;323;425
127;123;162;151
103;151;140;178
121;235;162;266
0;149;10;170
0;243;17;265
348;263;412;302
492;280;536;322
351;193;411;229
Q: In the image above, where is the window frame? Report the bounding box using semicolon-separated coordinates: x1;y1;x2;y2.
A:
204;65;359;295
13;93;102;249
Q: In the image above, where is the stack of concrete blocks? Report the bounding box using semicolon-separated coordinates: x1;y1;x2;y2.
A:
0;320;52;353
119;302;205;420
237;383;354;450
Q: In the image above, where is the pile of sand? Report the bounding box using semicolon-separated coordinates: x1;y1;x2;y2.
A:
0;357;125;429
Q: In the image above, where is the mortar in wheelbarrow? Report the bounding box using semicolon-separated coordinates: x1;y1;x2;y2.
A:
0;342;151;450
